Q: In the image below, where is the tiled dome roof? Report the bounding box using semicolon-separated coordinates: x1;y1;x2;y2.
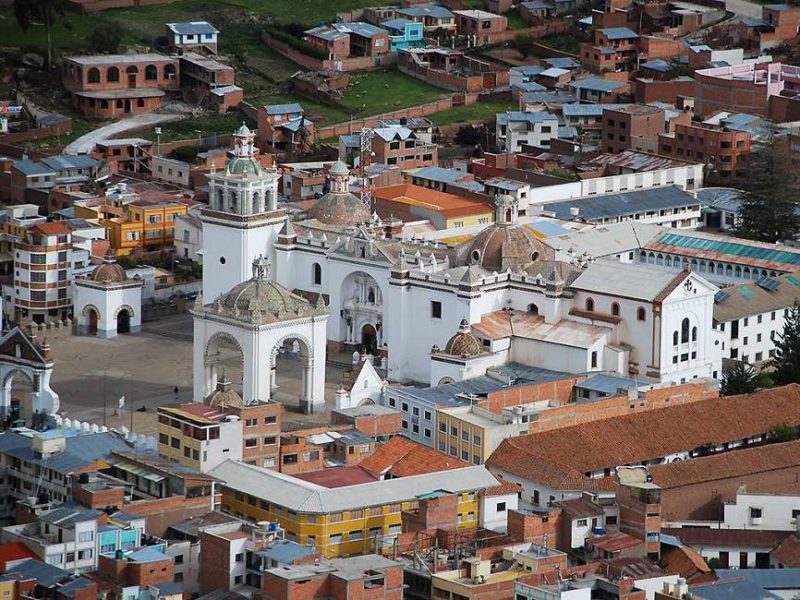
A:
444;319;483;358
207;376;243;409
91;260;127;284
459;223;549;272
307;191;371;226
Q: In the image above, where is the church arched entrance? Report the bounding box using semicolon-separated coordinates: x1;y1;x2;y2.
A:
4;370;33;423
340;271;384;353
361;324;377;355
203;333;245;399
116;309;131;334
88;308;99;336
270;335;322;414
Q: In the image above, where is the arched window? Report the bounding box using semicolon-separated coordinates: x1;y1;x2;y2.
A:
691;326;697;342
735;265;741;278
88;68;100;83
107;66;119;82
725;265;733;276
252;191;261;212
611;302;620;317
126;65;138;74
164;64;177;79
586;297;594;312
367;288;376;303
656;253;664;266
312;263;322;286
228;190;237;212
637;307;646;321
528;303;539;315
145;64;158;81
744;267;751;278
673;331;679;346
681;318;690;344
648;252;655;264
640;251;647;262
665;255;672;267
215;188;224;210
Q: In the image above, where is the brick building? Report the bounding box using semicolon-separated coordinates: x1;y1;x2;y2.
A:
261;555;404;600
602;105;665;154
453;9;508;44
658;121;750;183
62;54;179;119
580;27;639;74
305;23;391;58
331;405;402;441
257;104;316;151
371;125;438;170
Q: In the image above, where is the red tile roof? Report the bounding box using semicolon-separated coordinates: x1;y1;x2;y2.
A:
294;466;379;488
487;384;800;484
648;438;800;490
554;497;605;519
772;534;800;567
664;527;790;549
659;545;714;583
589;531;643;553
0;542;37;572
30;222;71;236
359;436;470;478
481;480;522;497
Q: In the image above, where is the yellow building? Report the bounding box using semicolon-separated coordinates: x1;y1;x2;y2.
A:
436;404;527;465
208;460;499;558
373;184;493;231
101;199;188;256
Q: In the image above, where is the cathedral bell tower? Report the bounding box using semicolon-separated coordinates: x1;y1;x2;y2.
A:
201;123;286;301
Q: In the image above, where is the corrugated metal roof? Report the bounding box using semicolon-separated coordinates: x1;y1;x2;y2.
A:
573;78;627;92
40;155;100;171
209;460;499;513
265;103;303;115
167;21;218;35
647;231;800;269
258;539;317;563
600;27;639;40
14;159;54;176
571;261;689;301
543;186;698;221
398;5;454;17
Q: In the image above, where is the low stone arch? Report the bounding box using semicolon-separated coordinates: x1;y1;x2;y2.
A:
82;304;101;319
269;333;316;412
438;377;456;386
113;304;136;319
203;332;245;399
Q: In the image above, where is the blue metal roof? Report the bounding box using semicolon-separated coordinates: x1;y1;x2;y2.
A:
14;159;54;176
715;568;800;590
335;22;389;37
265;103;303;115
641;59;670;72
545;186;697;221
575;373;644;396
167;21;218;35
411;166;468;184
258;539;318;564
497;111;558;125
127;546;170;563
600;27;639;40
691;579;782;600
5;559;70;588
654;231;800;267
573;78;626;92
520;0;551;8
398;5;454;18
41;155;99;171
381;18;417;31
544;57;580;69
528;220;571;237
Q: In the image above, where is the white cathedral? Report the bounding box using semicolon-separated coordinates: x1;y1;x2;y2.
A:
194;126;723;412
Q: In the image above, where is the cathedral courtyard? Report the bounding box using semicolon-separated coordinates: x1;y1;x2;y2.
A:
45;313;347;436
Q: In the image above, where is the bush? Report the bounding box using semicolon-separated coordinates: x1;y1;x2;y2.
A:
512;32;535;59
265;26;328;61
88;23;124;54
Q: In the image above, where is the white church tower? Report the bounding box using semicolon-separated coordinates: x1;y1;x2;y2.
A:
201;123;285;301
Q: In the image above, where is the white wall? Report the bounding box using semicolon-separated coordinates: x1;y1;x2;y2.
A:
480;491;518;532
723;492;800;531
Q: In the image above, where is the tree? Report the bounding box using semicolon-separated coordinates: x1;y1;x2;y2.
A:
720;363;770;396
772;301;800;385
512;33;535;59
734;135;800;243
88;22;123;54
454;125;483;148
13;0;69;69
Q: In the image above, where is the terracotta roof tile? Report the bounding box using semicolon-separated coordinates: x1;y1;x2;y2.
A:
589;531;643;553
648;438;800;490
487;384;800;480
30;222;71;235
359;436;470;478
554;497;605;519
660;545;714;583
374;183;493;217
772;534;800;567
664;527;790;549
481;480;521;497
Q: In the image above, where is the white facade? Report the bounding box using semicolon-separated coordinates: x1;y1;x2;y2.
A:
496;113;560;152
175;212;203;263
480;491;519;533
335;357;385;409
723;492;800;531
73;263;143;338
201;125;283;302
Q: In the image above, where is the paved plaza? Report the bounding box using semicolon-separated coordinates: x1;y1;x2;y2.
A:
46;314;348;436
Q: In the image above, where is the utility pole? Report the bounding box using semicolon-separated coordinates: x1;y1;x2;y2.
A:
103;368;108;427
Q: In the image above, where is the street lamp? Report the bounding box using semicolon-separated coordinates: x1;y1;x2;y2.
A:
154;126;162;157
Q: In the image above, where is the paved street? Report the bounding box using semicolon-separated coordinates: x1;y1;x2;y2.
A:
46;314;347;436
64;112;183;155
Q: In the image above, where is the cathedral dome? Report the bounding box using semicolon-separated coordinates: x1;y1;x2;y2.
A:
458;222;549;272
211;256;325;324
307;191;371;226
228;157;262;176
444;319;483;358
329;160;349;177
207;375;243;409
90;253;127;284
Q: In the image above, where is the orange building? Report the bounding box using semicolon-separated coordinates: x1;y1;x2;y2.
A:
100;198;189;256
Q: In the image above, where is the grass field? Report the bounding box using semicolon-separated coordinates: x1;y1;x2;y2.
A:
538;34;581;54
139;111;255;142
429;100;517;127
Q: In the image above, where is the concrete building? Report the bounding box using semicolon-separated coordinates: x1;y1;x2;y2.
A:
166;21;219;54
496;111;560;152
453;9;508;44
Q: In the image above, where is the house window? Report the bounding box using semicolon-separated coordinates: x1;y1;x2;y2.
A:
312;262;322;285
586;297;594;311
590;351;598;368
637;307;646;321
496;502;506;512
611;302;620;316
577;519;588;527
431;300;442;319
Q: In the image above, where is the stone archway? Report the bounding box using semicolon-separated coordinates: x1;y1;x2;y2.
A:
82;304;101;336
203;332;245;400
0;328;59;419
114;305;135;335
270;333;321;414
361;324;377;355
3;369;34;422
